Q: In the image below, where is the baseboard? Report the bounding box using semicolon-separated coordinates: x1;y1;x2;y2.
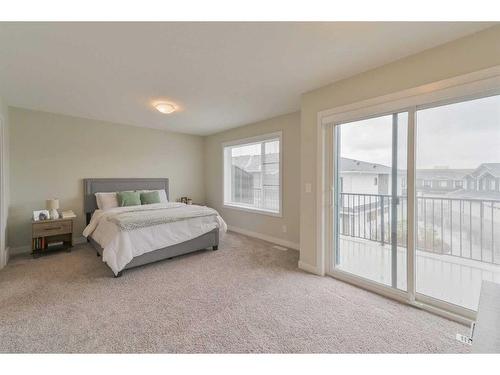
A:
227;225;299;251
8;236;87;257
298;260;324;276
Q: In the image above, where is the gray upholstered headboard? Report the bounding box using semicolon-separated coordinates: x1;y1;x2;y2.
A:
83;178;169;224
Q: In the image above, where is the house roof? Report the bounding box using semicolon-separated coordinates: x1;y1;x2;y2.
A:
232;153;278;172
339;158;392;174
467;163;500;178
233;155;393;174
416;169;472;180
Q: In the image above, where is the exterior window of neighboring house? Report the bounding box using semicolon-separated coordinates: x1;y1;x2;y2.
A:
373;177;378;186
423;180;431;188
223;132;282;215
491;180;496;191
455;180;463;188
402;178;407;189
439;180;447;188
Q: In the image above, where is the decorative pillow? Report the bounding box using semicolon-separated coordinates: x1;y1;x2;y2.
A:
117;191;141;207
139;189;168;203
95;192;119;210
140;191;161;205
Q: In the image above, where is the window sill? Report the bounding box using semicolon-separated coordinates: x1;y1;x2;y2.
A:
223;203;282;218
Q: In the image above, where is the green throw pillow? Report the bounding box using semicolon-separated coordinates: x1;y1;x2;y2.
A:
117;191;141;207
140;191;161;205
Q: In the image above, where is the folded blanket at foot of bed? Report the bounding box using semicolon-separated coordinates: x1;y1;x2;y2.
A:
107;205;219;231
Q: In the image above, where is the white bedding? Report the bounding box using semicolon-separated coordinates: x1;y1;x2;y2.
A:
83;202;227;275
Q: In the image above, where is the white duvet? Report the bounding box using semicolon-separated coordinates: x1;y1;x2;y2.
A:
83;203;227;275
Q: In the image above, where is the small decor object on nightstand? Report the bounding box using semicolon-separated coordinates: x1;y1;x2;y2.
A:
46;198;60;219
33;210;50;221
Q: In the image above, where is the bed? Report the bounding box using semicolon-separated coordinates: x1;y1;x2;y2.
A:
83;178;226;277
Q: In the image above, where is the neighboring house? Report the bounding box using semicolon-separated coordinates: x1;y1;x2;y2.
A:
464;163;500;192
416;169;472;196
450;163;500;200
232;155;405;199
415;164;500;199
233;154;500;204
230;152;279;209
339;158;406;196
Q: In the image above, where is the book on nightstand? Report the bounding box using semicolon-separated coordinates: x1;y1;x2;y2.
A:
61;210;76;219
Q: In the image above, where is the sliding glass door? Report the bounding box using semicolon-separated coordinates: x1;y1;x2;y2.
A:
333;113;408;290
328;90;500;317
415;95;500;311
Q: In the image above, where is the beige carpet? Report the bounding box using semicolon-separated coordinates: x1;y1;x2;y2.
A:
0;232;470;353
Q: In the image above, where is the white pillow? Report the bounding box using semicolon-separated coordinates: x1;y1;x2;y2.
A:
95;192;119;210
140;189;168;203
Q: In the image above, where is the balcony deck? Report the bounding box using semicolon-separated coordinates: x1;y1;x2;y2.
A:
337;236;500;311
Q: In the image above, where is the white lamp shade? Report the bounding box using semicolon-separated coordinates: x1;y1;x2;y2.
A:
46;199;59;210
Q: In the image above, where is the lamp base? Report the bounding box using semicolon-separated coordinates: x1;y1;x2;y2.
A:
49;209;59;220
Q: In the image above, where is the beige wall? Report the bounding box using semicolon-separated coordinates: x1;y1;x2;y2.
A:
8;108;205;248
300;25;500;271
204;112;300;247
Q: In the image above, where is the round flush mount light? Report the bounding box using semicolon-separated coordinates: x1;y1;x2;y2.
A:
153;102;177;114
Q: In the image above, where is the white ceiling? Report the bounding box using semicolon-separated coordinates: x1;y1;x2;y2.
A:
0;22;494;135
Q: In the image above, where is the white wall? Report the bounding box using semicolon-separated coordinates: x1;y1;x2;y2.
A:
300;25;500;273
341;173;380;195
0;96;9;267
8;107;205;250
204;112;300;248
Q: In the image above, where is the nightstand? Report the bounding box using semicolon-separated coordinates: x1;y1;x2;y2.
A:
32;218;74;258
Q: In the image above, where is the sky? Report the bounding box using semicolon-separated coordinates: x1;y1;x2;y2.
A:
339;94;500;170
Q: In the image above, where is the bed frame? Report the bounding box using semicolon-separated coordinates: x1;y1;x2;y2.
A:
84;178;219;277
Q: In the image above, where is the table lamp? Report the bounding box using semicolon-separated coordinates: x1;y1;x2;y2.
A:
46;199;60;219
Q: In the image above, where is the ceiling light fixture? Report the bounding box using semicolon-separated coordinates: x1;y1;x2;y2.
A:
154;102;176;114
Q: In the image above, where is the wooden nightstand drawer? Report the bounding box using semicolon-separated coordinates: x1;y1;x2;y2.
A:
33;220;72;237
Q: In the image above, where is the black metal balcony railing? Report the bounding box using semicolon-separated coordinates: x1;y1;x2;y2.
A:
339;192;500;265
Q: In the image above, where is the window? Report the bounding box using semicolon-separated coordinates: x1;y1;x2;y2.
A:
454;180;463;188
423;180;431;188
491;180;496;191
373;177;378;186
438;180;447;188
223;132;282;215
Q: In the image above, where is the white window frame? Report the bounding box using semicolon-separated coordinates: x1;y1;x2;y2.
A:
222;131;283;217
316;65;500;325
